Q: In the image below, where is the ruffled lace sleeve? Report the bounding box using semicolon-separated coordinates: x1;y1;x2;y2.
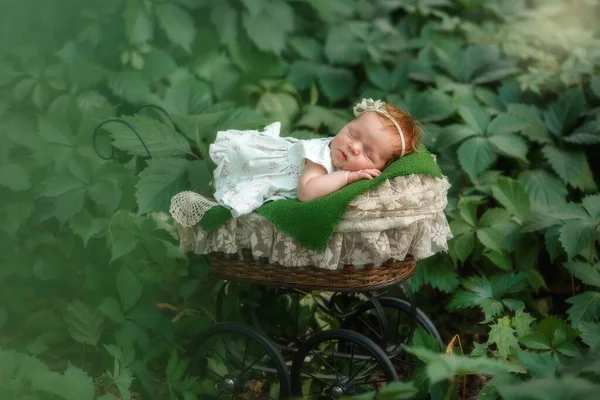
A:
289;138;334;173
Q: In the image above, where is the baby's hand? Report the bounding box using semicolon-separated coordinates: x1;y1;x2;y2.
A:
347;169;381;184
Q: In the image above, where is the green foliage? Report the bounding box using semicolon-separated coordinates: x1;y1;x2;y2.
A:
1;0;599;398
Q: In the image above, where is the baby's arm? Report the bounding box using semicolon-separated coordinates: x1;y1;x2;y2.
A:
297;159;380;202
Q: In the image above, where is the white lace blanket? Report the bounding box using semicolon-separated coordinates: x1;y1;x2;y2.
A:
175;174;452;270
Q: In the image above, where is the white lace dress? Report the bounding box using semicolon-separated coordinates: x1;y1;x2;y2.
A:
209;122;334;217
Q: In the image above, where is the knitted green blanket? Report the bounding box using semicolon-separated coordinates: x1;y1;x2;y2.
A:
199;145;442;251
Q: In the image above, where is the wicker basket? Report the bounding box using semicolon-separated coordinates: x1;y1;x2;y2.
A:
207;250;415;292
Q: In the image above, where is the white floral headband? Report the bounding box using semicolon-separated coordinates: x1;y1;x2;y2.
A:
353;98;406;158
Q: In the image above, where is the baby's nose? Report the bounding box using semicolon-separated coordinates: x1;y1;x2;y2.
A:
349;143;359;155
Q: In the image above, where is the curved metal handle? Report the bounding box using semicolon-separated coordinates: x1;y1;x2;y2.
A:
92;118;153;160
134;104;183;135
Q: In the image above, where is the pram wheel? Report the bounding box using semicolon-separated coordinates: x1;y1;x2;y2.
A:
192;322;292;399
290;329;397;399
341;297;444;355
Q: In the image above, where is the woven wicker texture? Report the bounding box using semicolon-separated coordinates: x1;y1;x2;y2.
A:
207;250;415;292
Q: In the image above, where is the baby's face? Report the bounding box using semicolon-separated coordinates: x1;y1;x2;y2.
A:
330;112;395;171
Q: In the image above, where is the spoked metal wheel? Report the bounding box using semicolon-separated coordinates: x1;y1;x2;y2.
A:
341;297;444;355
290;329;397;399
192;322;292;399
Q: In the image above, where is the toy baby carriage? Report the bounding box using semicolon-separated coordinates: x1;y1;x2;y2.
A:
171;168;451;399
93;105;452;399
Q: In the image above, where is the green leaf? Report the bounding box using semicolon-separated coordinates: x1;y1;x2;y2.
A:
402;90;455;123
542;145;597;191
68;210;107;247
488;133;528;162
513;308;535;338
136;158;190;215
117;267;142;312
156;3;196;52
242;2;294;55
591;75;600;97
98;297;125;323
491;178;531;223
318;66;355;102
0;163;31;191
451;231;475;263
477;227;503;252
458;105;490;134
565;261;600;288
103;115;191;158
496;375;600;400
378;381;418;400
288;36;322;61
240;0;267;17
516;351;559;377
577;321;600;348
211;2;238;45
582;194;600;220
487;113;528;136
566;291;600;327
544;88;586;136
484;250;512;271
559;220;596;260
488;317;520;358
305;0;356;22
324;22;366;64
63;300;105;346
457;137;497;179
124;0;153;44
54;187;87;224
518;170;567;208
435;124;477;149
507;103;551;144
405;347;513;385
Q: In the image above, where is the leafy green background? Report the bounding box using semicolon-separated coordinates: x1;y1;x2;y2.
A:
1;0;599;399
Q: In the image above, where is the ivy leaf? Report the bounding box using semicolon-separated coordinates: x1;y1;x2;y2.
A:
136;158;190;215
242;2;294;55
565;261;600;288
566;291;600;327
108;212;141;261
484;250;512;271
491;178;531;223
458;105;490;134
98;297;125;323
488;316;520;358
544;88;586;136
507;104;551;144
324;22;366;64
542;145;597;191
518;170;567;208
103;116;191;158
156;3;196;53
564;120;600;145
559;220;596;260
117;267;142;312
457;137;497;179
0;163;31;191
378;381;418;400
63;300;105;346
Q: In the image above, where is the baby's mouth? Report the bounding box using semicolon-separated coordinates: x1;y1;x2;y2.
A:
340;150;347;161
